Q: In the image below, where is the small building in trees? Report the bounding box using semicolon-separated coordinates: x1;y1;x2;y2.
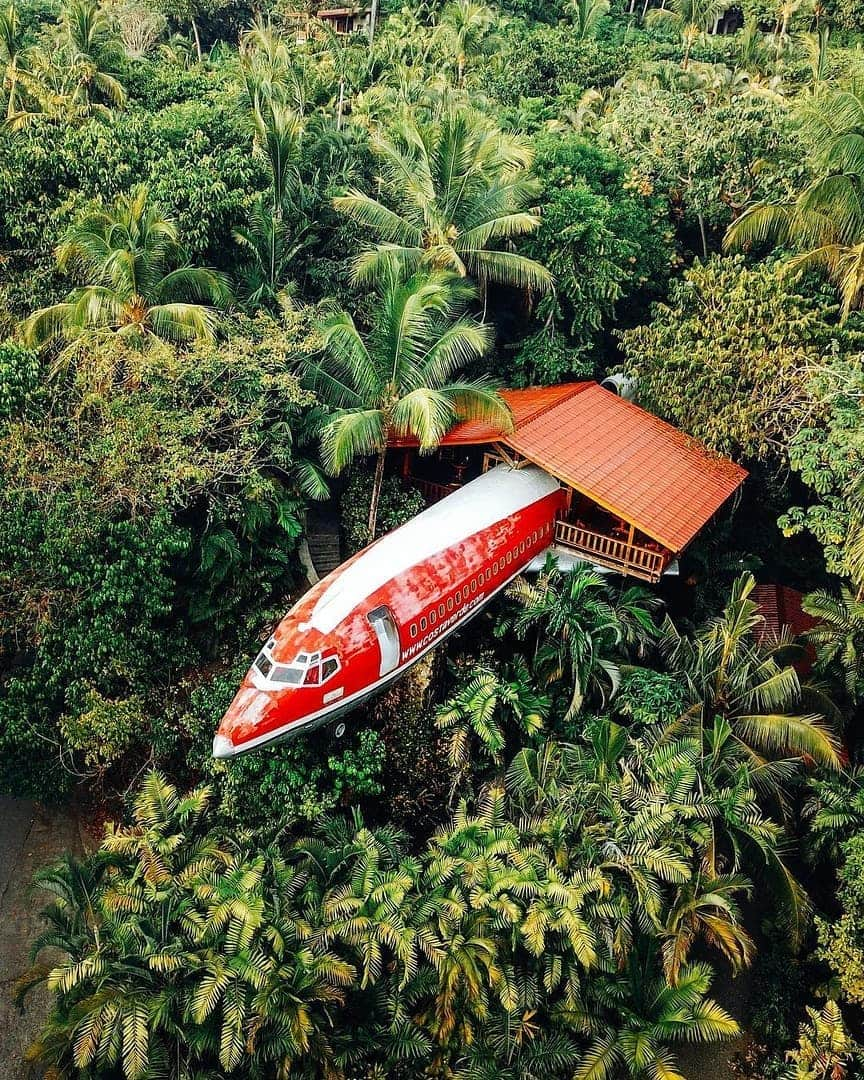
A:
287;6;372;41
389;382;747;584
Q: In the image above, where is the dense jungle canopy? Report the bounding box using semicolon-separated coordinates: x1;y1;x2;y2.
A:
4;0;864;1076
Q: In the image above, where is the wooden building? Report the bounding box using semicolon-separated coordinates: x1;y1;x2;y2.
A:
287;6;371;42
390;382;747;584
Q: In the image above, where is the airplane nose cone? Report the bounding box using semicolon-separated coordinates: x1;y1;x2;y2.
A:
212;734;236;760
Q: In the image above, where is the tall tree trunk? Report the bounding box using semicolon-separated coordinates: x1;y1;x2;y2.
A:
367;444;387;541
368;0;379;43
191;17;202;61
336;76;345;129
682;32;692;69
6;64;16;120
698;212;708;259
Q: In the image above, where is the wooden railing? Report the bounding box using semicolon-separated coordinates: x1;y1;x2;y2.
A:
412;477;460;504
554;520;668;583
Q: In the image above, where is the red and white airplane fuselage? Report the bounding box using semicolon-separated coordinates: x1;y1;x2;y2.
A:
213;465;566;758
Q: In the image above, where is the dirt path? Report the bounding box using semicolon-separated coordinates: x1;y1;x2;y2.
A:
0;800;83;1080
676;962;755;1080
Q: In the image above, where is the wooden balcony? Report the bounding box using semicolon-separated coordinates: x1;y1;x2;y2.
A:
411;477;460;504
554;520;668;583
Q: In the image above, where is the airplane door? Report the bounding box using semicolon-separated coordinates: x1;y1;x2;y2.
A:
367;605;400;677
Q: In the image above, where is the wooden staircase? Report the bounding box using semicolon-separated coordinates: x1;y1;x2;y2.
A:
306;507;342;579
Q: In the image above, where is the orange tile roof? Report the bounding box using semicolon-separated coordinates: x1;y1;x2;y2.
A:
388;383;585;447
391;382;747;552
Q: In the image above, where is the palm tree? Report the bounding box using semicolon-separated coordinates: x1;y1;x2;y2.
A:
573;951;739;1080
646;0;730;69
661;874;754;986
803;768;864;864
725;82;864;319
802;586;864;704
14;0;127;124
502;556;656;718
566;0;611;41
847;475;864;596
310;268;511;538
23;186;231;346
0;2;25;121
333;106;552;293
660;573;841;770
435;0;499;86
21;772;356;1079
233;198;312;310
787;1001;856;1079
435;658;547;788
234;100;313;309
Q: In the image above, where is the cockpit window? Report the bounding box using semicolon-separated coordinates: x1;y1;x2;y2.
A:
253;645;340;688
270;665;303;685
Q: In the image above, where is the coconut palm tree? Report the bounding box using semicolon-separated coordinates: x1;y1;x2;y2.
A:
435;0;499;86
15;0;127;124
0;2;26;121
234;100;314;309
646;0;730;69
24;186;232;346
660;573;841;770
725;82;864;319
310;267;511;539
333;106;552;293
566;0;611;41
802;586;864;704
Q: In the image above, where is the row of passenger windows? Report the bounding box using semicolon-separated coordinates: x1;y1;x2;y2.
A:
408;521;553;639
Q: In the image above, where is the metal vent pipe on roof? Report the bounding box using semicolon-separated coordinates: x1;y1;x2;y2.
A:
600;373;638;401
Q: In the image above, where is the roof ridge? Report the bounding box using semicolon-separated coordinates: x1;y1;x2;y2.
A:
511;382;591;428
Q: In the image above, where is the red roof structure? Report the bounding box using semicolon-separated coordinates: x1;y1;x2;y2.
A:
391;382;747;554
752;584;817;643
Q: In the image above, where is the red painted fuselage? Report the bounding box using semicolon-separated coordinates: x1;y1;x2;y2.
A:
213;465;566;758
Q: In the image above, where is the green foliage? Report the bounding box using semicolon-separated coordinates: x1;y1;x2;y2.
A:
817;833;864;1008
340;469;427;553
0;98;261;258
750;930;810;1049
58;689;145;770
621;257;841;460
613;666;688;728
507;328;596;387
779;358;864;579
0;318;315;797
0;339;40;418
480;21;653;105
518;134;673;356
499;555;660;719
